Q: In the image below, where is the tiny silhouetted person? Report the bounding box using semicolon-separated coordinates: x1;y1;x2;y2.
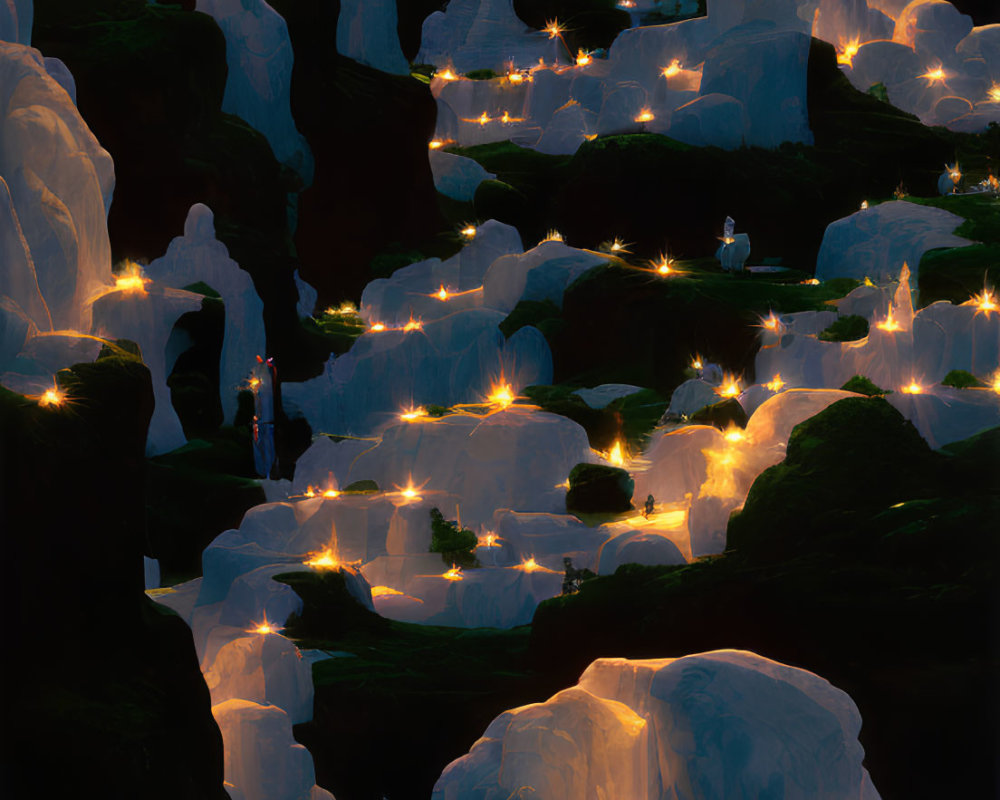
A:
644;494;655;518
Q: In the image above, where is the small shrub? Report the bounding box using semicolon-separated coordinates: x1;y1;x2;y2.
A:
941;370;984;389
429;508;479;568
819;314;869;342
465;68;498;80
841;375;890;396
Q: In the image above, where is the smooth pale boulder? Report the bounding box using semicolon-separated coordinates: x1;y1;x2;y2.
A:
670;92;747;149
573;383;643;409
596;529;686;574
336;0;409;75
42;57;75;104
534;100;596;155
429;149;496;202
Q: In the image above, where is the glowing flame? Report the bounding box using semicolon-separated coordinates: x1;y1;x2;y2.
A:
607;439;626;467
461;225;477;240
371;586;405;598
576;50;591;67
543;19;564;39
322;488;340;498
403;316;423;332
478;531;500;548
114;262;149;294
661;59;681;78
248;377;262;391
762;312;781;332
691;356;703;371
248;615;280;635
901;380;924;394
508;71;524;84
304;548;339;570
991;370;1000;394
488;381;515;409
609;237;628;253
326;301;357;316
436;68;458;81
618;0;636;7
766;373;785;392
921;66;946;83
876;306;902;332
634;108;655;123
442;564;463;581
860;200;869;210
948;162;962;183
477;111;491;126
399;405;427;422
653;254;674;275
989;83;1000;103
542;229;564;243
716;374;741;398
38;386;66;407
518;556;540;572
972;288;997;315
723;426;745;443
304;486;317;498
803;278;820;286
370;322;386;332
429;140;445;149
436;285;449;301
837;38;860;67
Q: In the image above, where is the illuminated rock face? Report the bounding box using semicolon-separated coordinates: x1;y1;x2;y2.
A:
195;0;313;184
336;0;409;75
434;650;882;800
0;43;114;336
815;200;972;284
145;204;266;424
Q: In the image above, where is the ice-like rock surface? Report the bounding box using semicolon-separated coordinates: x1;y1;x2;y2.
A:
42;57;75;104
294;269;317;318
667;378;726;416
0;0;31;45
670;92;747;149
572;383;643;409
145;204;267;423
336;0;409;75
596;528;686;574
435;650;881;800
815;201;972;284
0;43;114;336
428;149;496;202
195;0;313;184
91;284;204;456
493;511;612;572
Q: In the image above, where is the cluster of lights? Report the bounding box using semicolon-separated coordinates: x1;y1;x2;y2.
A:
576;50;591;67
837;38;860;68
114;262;149;294
661;59;681;79
399;405;428;422
442;564;463;581
325;302;357;316
478;531;501;548
634;108;655;123
762;312;781;332
303;548;339;570
487;380;515;410
765;373;785;393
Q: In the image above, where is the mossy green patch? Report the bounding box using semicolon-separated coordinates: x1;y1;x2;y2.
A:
840;374;890;396
941;369;985;388
818;313;869;342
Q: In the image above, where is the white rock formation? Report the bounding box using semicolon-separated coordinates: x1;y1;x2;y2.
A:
336;0;409;75
429;148;496;202
145;203;267;423
435;650;881;800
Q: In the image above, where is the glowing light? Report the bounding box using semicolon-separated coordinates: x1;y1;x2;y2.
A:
762;312;781;332
920;66;946;83
476;111;491;126
723;426;745;443
114;262;149;294
876;305;902;332
442;564;463;581
403;316;423;332
972;288;997;315
691;356;703;371
436;285;449;301
583;133;598;141
634;108;655;123
765;373;786;392
542;229;564;243
989;83;1000;103
429;140;445;149
661;59;681;78
304;548;339;570
508;71;524;84
488;380;515;409
991;370;1000;394
399;405;427;422
371;586;405;598
901;380;924;395
370;322;386;332
606;439;626;467
519;556;540;572
860;200;869;210
948;162;962;183
653;254;674;275
436;68;458;81
38;386;65;407
322;488;340;498
576;50;591;67
461;225;477;240
716;375;741;398
478;531;500;548
248;615;280;635
803;278;820;285
327;301;357;316
609;237;629;253
837;38;860;68
618;0;636;7
304;486;317;498
543;19;564;39
863;276;875;287
248;377;261;391
401;483;418;499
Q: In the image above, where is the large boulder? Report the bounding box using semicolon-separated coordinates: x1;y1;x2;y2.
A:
336;0;409;75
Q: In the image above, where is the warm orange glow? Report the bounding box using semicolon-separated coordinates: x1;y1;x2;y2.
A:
508;71;524;84
617;0;635;7
38;386;66;407
322;488;340;498
716;375;741;398
542;229;564;243
543;19;564;39
837;38;860;67
802;278;820;286
607;439;626;467
920;66;946;83
478;531;500;548
723;426;745;443
876;305;902;332
304;486;317;498
652;254;674;275
461;225;477;239
304;548;339;570
436;68;458;81
860;200;869;210
248;377;261;391
691;356;703;371
429;140;445;149
399;405;427;422
634;108;655;123
661;59;681;78
901;380;924;395
371;586;405;598
436;285;449;301
762;312;781;332
519;556;540;572
394;476;425;500
583;133;598;141
989;84;1000;103
991;371;1000;394
403;316;423;332
247;614;280;635
765;373;785;392
608;237;629;253
576;50;591;67
442;564;463;581
948;162;962;183
114;262;149;294
488;381;515;409
370;322;386;332
477;111;491;126
971;288;997;315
